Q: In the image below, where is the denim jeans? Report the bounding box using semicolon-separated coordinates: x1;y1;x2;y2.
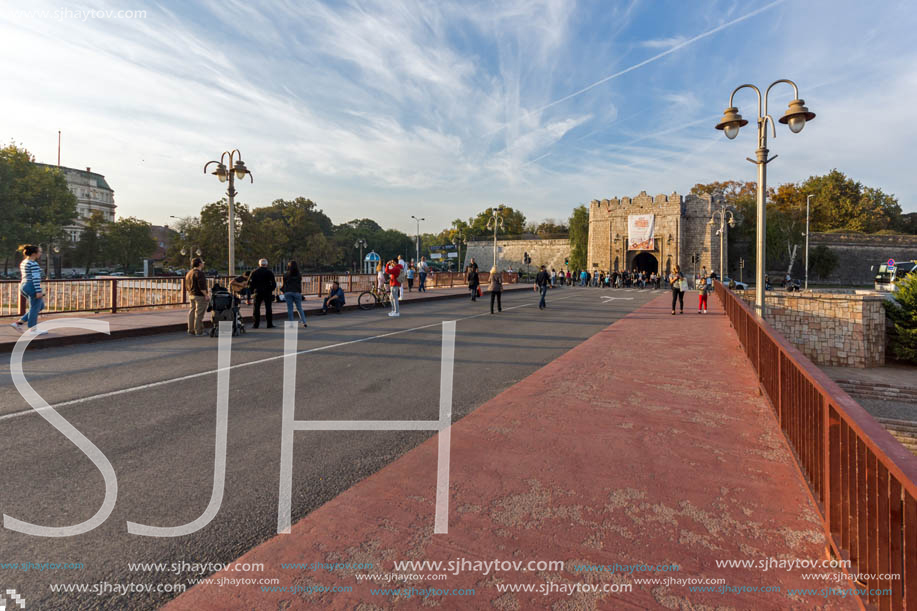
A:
390;286;400;314
539;285;548;308
418;272;427;291
285;292;305;322
19;283;44;329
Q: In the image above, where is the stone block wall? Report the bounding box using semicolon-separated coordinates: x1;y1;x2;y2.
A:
736;290;887;368
807;233;917;285
463;239;571;272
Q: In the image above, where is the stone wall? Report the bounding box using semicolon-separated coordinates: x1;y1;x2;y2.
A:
807;233;917;285
463;238;571;272
736;290;887;368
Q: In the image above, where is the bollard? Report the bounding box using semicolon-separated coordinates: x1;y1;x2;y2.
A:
111;279;118;314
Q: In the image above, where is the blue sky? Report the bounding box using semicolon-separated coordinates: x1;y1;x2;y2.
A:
2;0;916;236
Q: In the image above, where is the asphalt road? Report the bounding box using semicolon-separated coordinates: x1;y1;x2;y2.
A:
0;285;660;610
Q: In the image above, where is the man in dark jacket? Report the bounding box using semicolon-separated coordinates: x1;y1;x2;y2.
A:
248;258;277;328
535;265;550;310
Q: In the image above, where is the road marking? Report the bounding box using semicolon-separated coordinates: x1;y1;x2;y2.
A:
0;293;585;423
601;296;635;303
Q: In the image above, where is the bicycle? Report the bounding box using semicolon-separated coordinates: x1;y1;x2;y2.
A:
357;285;392;310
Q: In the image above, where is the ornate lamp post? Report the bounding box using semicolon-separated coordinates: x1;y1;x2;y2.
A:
485;206;506;269
708;205;737;281
204;150;253;276
354;238;367;273
715;80;815;318
410;215;425;263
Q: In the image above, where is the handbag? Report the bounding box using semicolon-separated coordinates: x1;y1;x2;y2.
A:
476;286;483;297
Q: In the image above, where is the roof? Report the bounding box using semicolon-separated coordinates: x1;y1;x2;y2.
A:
34;162;113;191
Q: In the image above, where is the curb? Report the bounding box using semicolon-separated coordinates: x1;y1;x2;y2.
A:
0;285;532;353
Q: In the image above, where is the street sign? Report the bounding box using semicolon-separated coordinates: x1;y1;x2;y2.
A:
431;253;442;259
447;252;458;258
888;258;895;266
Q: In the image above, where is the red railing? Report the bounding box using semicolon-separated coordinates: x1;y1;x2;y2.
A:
1;272;520;317
716;282;917;610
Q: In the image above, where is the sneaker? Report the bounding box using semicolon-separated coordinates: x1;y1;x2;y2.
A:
392;313;400;317
10;321;23;332
303;323;308;328
703;309;707;313
29;328;48;336
388;312;395;316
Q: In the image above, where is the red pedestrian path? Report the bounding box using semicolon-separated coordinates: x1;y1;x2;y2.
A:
165;292;855;610
0;284;526;352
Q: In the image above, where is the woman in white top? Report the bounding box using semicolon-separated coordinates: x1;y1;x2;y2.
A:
376;263;385;291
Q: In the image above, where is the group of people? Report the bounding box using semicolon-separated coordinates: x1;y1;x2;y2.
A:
183;257;348;336
555;268;664;289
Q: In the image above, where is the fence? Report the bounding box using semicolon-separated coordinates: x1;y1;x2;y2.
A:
0;272;519;317
715;282;917;610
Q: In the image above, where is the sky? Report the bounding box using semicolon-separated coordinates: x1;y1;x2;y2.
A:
2;0;916;237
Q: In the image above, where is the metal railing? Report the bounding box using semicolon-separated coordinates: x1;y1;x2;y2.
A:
715;281;917;610
1;272;520;317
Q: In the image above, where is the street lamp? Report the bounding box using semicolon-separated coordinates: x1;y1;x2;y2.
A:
708;204;737;281
354;238;367;274
204;150;253;276
804;194;813;290
715;79;815;319
452;231;464;272
485;206;506;268
180;247;203;258
410;215;425;263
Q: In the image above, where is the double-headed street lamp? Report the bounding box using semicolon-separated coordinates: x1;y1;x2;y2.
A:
715;79;815;319
410;215;425;263
485;206;506;268
452;231;464;272
354;238;367;273
708;204;737;282
204;150;253;276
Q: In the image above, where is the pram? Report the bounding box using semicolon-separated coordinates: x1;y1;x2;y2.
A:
208;288;245;337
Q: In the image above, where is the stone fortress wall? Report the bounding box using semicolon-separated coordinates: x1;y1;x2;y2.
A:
463;239;570;273
806;232;917;286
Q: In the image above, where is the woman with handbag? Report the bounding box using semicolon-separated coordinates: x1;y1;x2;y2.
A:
669;265;685;315
488;266;503;314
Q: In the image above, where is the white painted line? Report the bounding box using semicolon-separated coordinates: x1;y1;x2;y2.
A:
0;292;584;424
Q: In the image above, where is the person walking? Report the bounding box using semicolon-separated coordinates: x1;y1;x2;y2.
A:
466;265;480;301
385;258;403;316
535;265;550;309
550;268;556;288
184;257;209;336
669;265;685;315
488;266;503;314
282;260;307;327
11;244;47;335
249;258;277;328
417;256;429;292
698;273;712;314
405;262;415;292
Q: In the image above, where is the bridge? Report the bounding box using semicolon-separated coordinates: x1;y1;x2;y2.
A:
0;284;914;610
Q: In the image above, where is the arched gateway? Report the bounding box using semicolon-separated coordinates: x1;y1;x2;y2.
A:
586;190;727;279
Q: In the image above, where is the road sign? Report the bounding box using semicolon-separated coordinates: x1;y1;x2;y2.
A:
888;258;895;266
430;253;442;259
447;252;458;258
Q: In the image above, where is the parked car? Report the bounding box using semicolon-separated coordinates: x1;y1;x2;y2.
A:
722;276;748;290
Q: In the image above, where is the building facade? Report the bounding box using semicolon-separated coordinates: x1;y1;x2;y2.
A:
36;164;116;242
586;190;727;278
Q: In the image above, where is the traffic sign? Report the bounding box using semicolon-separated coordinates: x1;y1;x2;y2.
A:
888;258;895;266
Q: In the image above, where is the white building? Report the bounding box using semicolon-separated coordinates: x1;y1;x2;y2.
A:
36;163;116;242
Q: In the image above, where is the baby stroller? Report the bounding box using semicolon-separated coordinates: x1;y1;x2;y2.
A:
208;286;245;337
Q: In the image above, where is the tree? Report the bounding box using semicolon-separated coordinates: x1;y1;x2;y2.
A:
884;273;917;363
104;217;156;272
568;205;589;271
797;169;902;233
73;210;109;274
467;206;526;238
0;142;77;273
807;245;838;280
535;220;568;236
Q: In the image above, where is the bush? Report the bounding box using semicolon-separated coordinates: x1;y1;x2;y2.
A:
884;273;917;363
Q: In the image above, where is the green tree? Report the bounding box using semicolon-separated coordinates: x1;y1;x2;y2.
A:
0;143;77;273
797;169;902;233
73;210;109;274
884;273;917;363
104;217;156;272
568;205;589;271
535;220;568;236
467;206;526;238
